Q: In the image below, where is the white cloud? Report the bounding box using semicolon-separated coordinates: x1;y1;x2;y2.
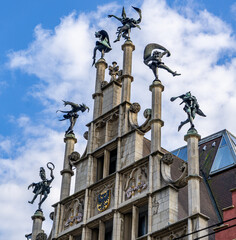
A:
0;114;87;240
0;138;11;154
3;0;236;239
231;2;236;20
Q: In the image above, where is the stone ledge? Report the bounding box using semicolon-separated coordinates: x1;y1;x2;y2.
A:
101;80;122;90
213;224;229;231
222;205;234;211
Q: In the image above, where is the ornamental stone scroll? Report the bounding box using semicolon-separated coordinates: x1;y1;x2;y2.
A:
160;153;188;189
128;102;152;133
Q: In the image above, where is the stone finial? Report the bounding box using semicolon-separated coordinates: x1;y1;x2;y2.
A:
130;102;141;113
109;61;120;82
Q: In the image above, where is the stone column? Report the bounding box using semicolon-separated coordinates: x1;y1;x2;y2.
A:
121;40;135;102
69;235;73;240
60;134;76;200
98;220;105;240
93;58;107;119
149;80;164;152
184;130;201;215
185;130;208;240
113;211;124;240
131;205;139;240
82;226;92;240
51;203;61;239
31;210;45;240
103;150;110;178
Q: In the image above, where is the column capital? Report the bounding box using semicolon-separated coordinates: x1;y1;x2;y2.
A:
149;118;164;126
92;92;103;99
120;74;134;82
64;134;77;143
184;130;201;142
149;80;164;92
95;58;108;69
31;210;45;221
60;169;74;176
122;40;135;51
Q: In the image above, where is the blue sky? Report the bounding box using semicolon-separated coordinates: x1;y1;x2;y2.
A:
0;0;236;239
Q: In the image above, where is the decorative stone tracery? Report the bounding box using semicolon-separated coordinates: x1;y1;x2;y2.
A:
123;163;148;200
63;197;84;229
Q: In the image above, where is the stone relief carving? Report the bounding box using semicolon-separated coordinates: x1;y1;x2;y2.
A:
154;225;187;240
168;226;187;240
124;163;148;199
95;111;119;129
152;196;159;215
63;197;84;229
68;151;81;167
160;153;188;189
128;103;152;133
36;233;47;240
93;181;115;211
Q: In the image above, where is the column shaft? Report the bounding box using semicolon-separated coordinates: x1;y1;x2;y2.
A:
149;80;164;152
103;150;110;178
60;135;76;200
98;220;105;240
184;132;201;215
131;205;139;240
31;210;45;240
93;59;107;119
121;41;135;102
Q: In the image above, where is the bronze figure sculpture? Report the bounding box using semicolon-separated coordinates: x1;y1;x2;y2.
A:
28;162;55;210
108;6;142;42
92;30;112;66
144;43;181;80
170;91;206;132
57;101;89;135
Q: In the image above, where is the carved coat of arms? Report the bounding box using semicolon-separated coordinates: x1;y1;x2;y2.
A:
97;189;111;212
